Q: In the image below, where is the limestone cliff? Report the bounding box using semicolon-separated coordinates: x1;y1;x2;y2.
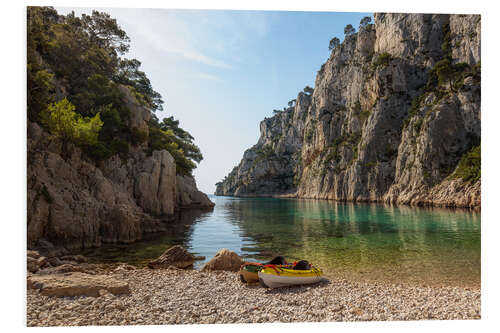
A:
216;13;480;209
28;86;214;256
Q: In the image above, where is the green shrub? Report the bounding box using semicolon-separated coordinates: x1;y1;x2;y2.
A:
364;23;374;32
41;98;103;146
455;145;481;183
130;128;148;146
258;146;275;159
373;52;392;68
84;142;113;161
111;139;130;157
441;23;451;55
27;66;54;122
426;59;472;93
147;117;202;176
324;147;341;165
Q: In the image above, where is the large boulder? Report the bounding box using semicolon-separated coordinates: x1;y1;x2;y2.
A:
147;245;195;269
133;150;177;216
201;249;244;272
27;272;130;297
176;175;215;208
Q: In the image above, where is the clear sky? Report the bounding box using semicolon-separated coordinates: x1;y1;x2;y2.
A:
56;7;370;193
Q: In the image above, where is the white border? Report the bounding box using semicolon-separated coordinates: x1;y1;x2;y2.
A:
2;0;498;332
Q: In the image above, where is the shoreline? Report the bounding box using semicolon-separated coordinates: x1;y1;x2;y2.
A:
27;267;481;326
212;194;481;211
78;252;481;290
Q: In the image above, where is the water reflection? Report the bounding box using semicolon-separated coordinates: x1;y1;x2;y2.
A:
207;196;480;287
85;196;480;287
83;208;211;266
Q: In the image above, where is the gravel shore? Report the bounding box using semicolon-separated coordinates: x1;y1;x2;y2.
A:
26;268;481;326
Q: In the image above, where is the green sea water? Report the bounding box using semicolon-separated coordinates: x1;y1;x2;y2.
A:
85;195;480;287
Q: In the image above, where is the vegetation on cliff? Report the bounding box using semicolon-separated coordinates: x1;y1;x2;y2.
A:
27;6;202;175
455;145;481;183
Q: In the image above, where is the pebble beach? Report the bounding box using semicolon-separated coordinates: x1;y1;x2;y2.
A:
26;267;481;326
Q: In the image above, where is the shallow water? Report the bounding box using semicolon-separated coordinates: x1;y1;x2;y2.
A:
85;195;480;287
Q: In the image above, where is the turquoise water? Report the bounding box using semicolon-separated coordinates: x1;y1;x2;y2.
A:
85;195;480;287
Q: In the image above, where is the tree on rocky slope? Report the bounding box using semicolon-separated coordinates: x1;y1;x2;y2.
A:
328;37;340;51
27;6;202;174
40;98;103;146
147;115;203;176
344;24;356;37
359;16;371;29
303;86;314;95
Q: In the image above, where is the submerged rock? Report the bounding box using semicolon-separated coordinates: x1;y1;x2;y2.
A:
147;245;195;269
60;255;88;263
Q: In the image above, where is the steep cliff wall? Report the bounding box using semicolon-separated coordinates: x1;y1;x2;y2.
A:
28;87;214;256
216;13;480;209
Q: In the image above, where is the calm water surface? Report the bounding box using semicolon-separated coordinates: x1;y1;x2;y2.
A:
85;195;480;287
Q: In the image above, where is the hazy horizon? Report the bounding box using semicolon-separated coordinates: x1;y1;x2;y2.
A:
55;7;370;194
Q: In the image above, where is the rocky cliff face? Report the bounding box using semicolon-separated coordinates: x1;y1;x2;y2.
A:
28;87;214;255
215;92;311;197
216;13;480;209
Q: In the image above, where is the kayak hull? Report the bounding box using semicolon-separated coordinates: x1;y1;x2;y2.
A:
239;267;259;283
258;268;323;288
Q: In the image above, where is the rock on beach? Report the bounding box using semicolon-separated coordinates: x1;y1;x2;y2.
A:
201;249;244;272
28;272;131;297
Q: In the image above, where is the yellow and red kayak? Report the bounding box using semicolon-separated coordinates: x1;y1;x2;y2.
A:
258;264;323;288
239;262;291;283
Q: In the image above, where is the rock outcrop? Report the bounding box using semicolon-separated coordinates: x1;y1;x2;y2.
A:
201;249;244;272
176;175;215;208
27;251;49;273
28;86;214;256
216;13;480;209
27;250;103;275
147;245;195;269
